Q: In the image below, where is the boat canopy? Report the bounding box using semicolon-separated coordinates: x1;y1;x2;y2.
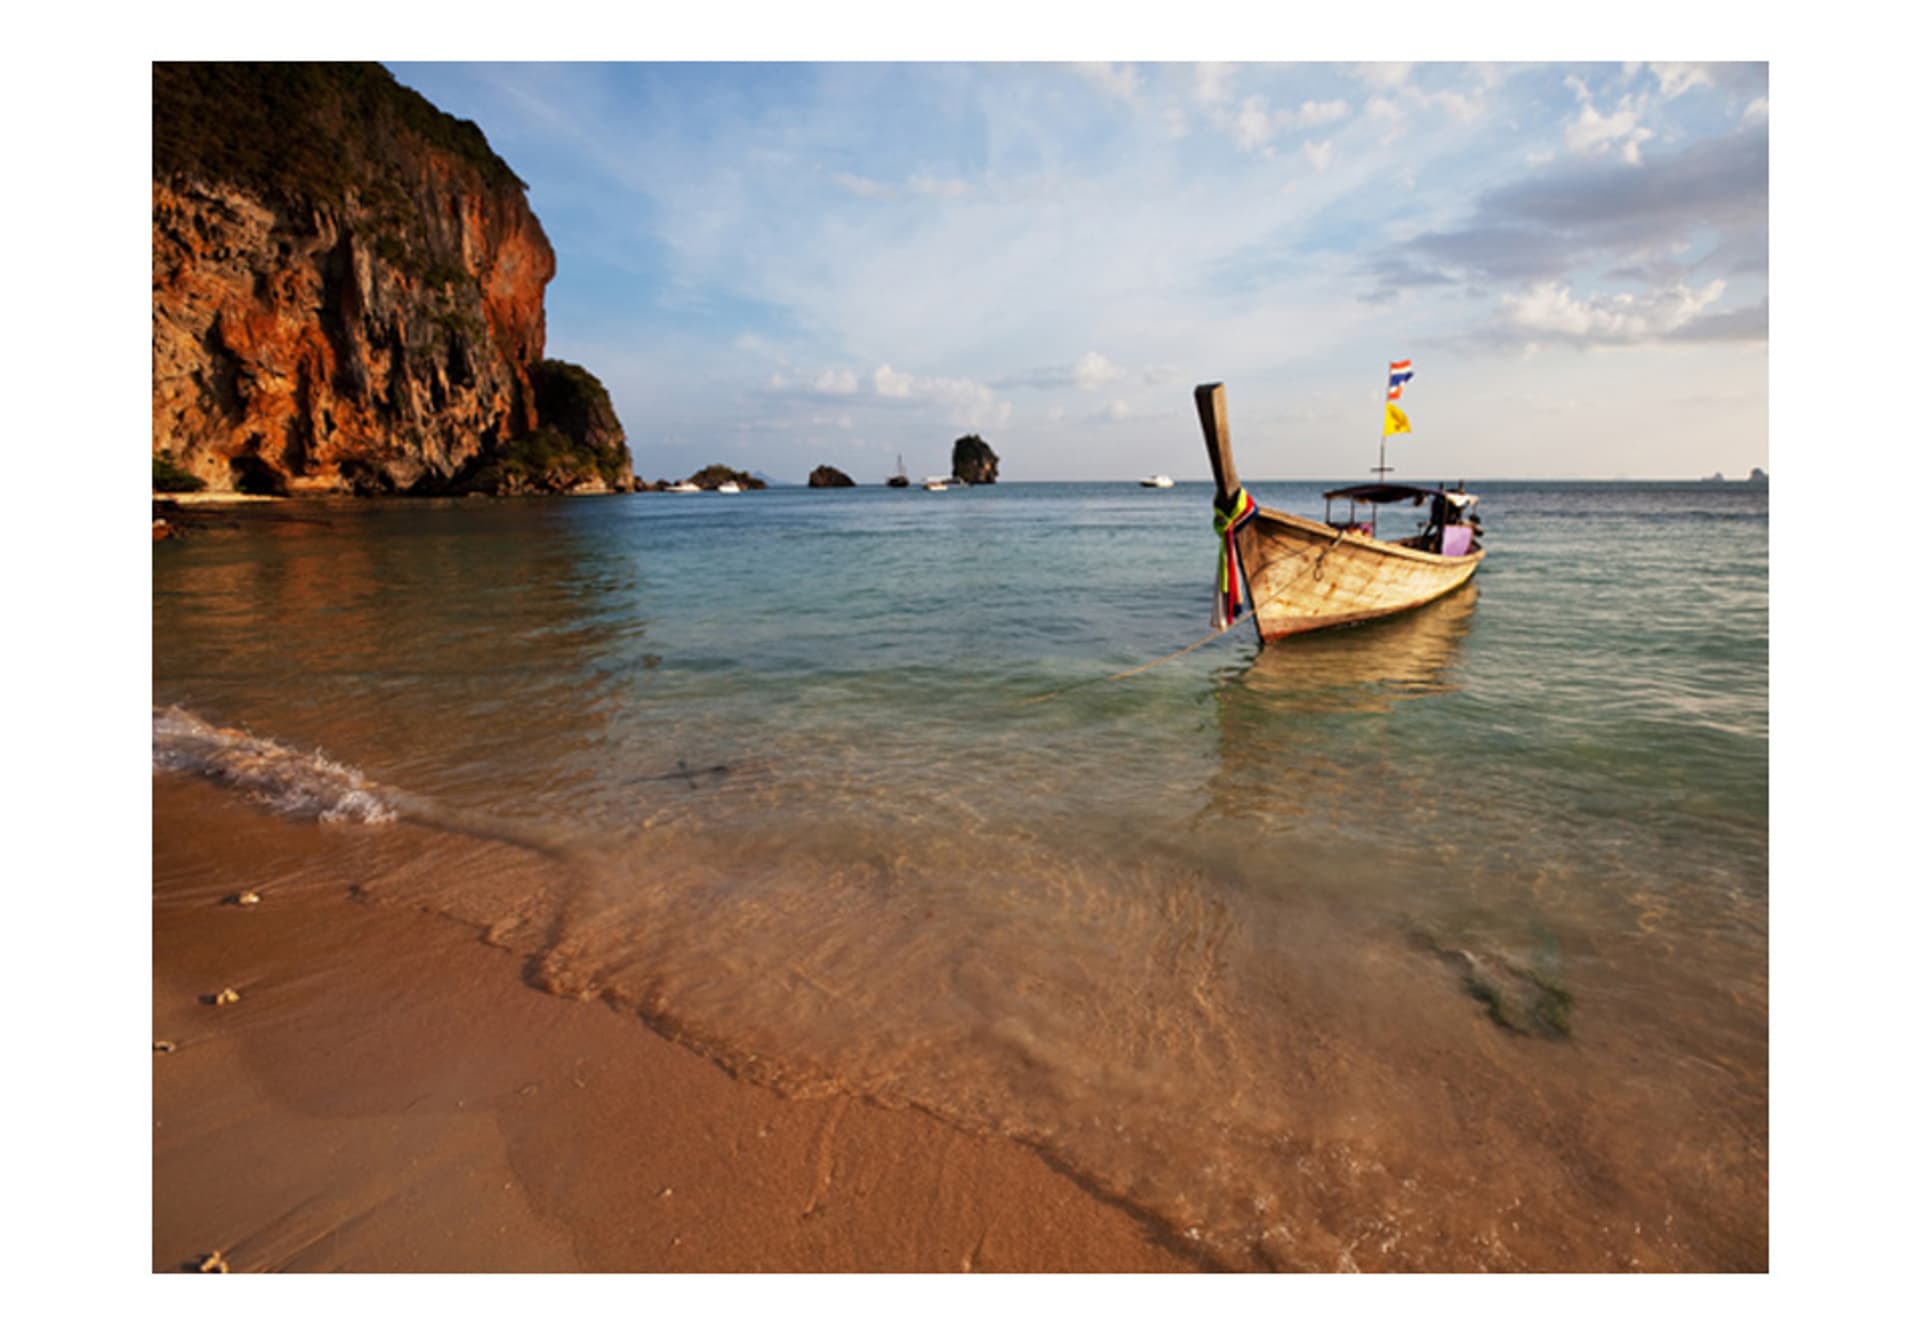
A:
1323;484;1478;507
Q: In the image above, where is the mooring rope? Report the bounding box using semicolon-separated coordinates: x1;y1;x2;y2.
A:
1019;624;1238;705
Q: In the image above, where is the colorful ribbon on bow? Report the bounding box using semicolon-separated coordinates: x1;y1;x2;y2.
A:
1211;487;1258;630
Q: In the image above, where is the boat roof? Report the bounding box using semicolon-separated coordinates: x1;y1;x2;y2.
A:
1323;483;1477;505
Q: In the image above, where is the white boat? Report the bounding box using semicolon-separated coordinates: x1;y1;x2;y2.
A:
1140;474;1174;488
715;481;742;494
665;481;701;493
923;477;949;491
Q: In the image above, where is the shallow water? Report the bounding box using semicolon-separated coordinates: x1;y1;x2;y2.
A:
152;479;1768;1269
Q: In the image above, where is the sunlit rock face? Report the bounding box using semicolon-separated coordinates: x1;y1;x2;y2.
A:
152;63;628;495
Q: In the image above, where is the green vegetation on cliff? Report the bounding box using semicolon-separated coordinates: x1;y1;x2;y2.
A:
152;451;206;492
153;62;526;204
465;428;625;495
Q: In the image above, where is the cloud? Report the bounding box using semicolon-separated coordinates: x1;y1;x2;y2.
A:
1107;399;1132;421
908;174;972;199
1664;296;1769;343
1647;62;1715;99
1742;97;1769;126
832;171;894;199
1354;63;1415;90
869;364;1011;427
1228;95;1351;154
1192;62;1236;106
813;368;858;394
1073;351;1122;389
1500;279;1730;345
999;350;1125;392
1564;76;1653;163
872;364;914;399
1075;62;1142;104
1297;99;1351;127
1636;61;1769;103
1376;124;1768;295
1304;140;1334;172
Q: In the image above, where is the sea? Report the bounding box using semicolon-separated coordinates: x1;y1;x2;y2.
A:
152;478;1768;1270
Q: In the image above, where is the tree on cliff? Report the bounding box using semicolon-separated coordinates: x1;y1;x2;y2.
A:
952;434;1000;484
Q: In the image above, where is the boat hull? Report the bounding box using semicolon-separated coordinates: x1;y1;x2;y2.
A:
1234;506;1483;641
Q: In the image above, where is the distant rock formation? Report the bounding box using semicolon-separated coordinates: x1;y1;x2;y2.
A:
151;62;632;496
683;464;766;491
808;465;855;488
952;434;999;484
1747;467;1768;485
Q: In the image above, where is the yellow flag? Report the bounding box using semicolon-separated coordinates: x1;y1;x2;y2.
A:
1383;402;1412;435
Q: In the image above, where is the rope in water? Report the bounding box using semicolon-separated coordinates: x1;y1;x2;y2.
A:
1018;624;1238;705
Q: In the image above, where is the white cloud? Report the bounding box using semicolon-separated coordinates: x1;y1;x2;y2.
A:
1742;97;1769;126
1075;62;1142;104
1648;62;1714;99
1502;280;1729;344
1297;99;1350;127
1228;95;1350;154
1304;140;1335;172
1107;400;1132;421
1073;351;1122;390
813;368;858;394
869;364;1011;427
1192;62;1236;106
832;171;893;199
908;174;972;199
1564;77;1653;163
1355;62;1414;89
872;364;915;399
1234;96;1278;153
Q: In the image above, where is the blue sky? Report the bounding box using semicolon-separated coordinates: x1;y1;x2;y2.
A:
387;61;1769;482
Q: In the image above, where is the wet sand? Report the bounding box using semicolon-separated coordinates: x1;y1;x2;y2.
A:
151;780;1198;1273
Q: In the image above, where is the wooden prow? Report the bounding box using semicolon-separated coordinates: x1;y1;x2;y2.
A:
1194;383;1240;510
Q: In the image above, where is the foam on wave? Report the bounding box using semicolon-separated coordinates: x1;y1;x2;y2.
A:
152;705;398;824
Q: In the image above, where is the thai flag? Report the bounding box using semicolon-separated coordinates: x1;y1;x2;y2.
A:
1387;359;1414;401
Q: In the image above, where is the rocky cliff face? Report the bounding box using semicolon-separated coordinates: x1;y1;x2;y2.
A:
152;63;629;494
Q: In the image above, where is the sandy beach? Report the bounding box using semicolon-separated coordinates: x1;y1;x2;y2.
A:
151;779;1198;1273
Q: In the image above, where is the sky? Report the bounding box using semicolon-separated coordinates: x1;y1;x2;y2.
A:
386;60;1769;483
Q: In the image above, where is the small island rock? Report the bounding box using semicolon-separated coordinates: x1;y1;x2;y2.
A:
952;434;999;484
808;465;856;488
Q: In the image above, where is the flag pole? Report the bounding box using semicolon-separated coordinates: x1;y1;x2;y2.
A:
1374;365;1393;484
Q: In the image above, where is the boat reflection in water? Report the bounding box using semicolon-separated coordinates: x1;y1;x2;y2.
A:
1204;582;1478;835
1222;580;1477;715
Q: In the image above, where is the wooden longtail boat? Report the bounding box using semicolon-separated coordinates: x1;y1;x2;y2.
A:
1195;382;1484;642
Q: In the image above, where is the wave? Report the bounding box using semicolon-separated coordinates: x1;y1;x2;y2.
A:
152;705;399;825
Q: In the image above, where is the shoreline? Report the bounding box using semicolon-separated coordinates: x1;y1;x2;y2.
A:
151;779;1199;1273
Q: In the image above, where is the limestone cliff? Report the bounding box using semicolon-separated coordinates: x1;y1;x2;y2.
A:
152;63;631;494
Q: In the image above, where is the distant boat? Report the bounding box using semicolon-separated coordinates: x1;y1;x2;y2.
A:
715;481;742;494
1140;474;1174;488
887;454;910;488
665;481;701;493
923;477;949;492
1194;382;1484;641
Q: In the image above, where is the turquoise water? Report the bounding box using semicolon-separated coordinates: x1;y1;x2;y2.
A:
153;480;1768;1270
